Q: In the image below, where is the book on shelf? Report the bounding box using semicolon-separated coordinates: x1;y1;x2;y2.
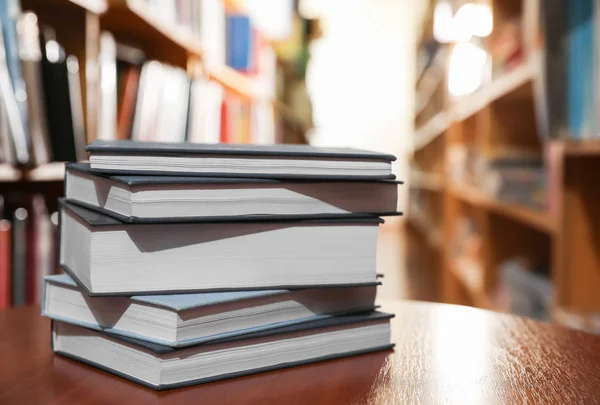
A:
59;200;382;295
116;63;141;140
0;0;30;164
186;76;224;143
64;162;401;222
51;311;394;390
39;25;86;162
97;32;118;141
43;273;378;347
566;0;595;139
226;13;255;73
84;140;397;179
0;219;11;310
17;11;51;164
0;10;29;165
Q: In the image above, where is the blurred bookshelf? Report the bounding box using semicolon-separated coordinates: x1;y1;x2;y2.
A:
1;0;313;184
409;0;600;334
0;0;316;310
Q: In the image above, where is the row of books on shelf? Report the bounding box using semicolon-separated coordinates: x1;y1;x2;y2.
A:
140;0;262;72
0;194;58;309
446;145;548;210
0;0;279;168
451;216;552;320
541;0;600;140
103;46;275;146
0;8;86;166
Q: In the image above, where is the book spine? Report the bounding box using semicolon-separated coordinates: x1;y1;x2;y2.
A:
0;219;11;309
0;18;30;164
17;12;52;164
98;32;117;141
567;0;594;139
11;207;26;307
0;0;31;160
117;66;141;140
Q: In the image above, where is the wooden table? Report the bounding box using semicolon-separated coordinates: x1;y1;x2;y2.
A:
2;300;600;404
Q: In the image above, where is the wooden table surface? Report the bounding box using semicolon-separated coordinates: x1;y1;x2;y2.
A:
2;300;600;405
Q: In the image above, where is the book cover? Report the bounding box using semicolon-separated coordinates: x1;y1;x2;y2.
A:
52;311;394;390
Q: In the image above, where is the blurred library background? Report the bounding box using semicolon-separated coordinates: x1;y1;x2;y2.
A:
1;0;599;335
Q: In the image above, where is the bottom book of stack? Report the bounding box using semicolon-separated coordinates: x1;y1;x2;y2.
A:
43;275;394;390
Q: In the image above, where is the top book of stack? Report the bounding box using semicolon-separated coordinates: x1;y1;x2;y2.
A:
85;140;397;180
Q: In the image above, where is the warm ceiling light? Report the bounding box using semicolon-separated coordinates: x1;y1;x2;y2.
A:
434;1;493;43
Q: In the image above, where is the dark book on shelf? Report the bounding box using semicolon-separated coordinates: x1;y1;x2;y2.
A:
59;200;382;296
85;140;397;179
43;273;377;347
39;26;85;162
51;311;394;390
11;206;26;306
65;162;401;222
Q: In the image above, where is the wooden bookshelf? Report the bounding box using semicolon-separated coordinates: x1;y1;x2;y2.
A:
410;0;600;328
449;184;556;234
410;171;444;191
101;0;203;68
5;0;281;185
0;163;65;183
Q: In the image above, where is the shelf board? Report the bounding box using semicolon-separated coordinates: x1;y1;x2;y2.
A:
413;54;540;154
563;141;600;156
410;171;444;191
451;55;538;122
449;184;557;234
22;0;107;14
69;0;108;13
0;163;66;183
413;111;450;151
103;0;203;66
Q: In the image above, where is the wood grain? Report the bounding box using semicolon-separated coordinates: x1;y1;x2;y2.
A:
2;301;600;404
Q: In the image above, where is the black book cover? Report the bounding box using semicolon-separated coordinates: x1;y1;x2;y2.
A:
39;26;78;162
85;139;397;161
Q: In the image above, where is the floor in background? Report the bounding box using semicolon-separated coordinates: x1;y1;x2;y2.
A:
376;222;439;303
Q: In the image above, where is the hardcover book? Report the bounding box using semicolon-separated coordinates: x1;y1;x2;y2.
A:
51;311;394;390
64;162;401;222
59;200;381;295
85;140;396;179
43;274;377;347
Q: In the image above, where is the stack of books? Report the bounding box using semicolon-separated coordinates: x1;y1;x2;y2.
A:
42;140;402;390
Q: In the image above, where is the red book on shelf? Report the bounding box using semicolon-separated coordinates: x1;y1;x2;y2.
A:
220;96;229;143
117;66;141;140
0;219;11;310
